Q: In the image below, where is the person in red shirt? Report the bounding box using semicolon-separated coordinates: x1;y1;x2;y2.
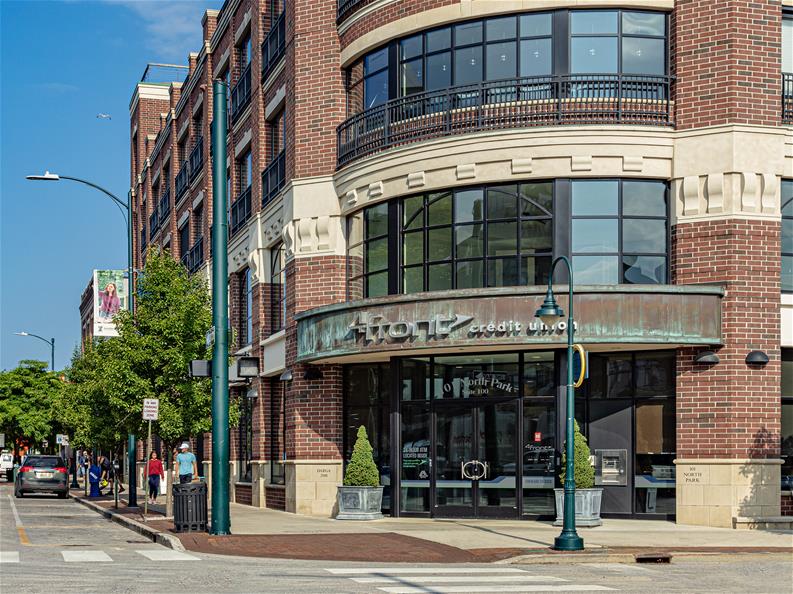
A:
147;451;165;504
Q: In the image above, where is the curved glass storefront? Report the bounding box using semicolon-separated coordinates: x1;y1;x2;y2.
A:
339;9;671;165
347;178;669;299
343;350;676;519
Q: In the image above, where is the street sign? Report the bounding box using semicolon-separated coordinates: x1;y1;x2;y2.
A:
206;326;215;349
572;344;588;389
142;398;160;421
56;434;69;446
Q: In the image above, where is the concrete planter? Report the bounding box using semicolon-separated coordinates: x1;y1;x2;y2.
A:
554;488;603;527
336;485;383;520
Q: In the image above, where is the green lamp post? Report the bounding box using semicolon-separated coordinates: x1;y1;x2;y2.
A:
535;255;584;552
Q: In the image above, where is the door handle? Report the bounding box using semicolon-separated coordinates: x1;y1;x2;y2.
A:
461;460;477;480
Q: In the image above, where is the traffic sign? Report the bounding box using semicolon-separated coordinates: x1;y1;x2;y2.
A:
572;344;588;389
56;434;69;446
143;398;160;421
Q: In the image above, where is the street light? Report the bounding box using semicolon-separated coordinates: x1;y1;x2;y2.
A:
27;171;139;508
14;331;55;371
534;256;584;552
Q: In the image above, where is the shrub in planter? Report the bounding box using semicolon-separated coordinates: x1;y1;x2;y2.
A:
555;420;602;527
337;426;383;520
344;426;380;487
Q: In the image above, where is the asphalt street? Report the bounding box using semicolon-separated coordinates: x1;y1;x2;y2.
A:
1;483;791;594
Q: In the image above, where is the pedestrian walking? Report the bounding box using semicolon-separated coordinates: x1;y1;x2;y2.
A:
174;442;198;484
76;450;85;479
147;451;164;504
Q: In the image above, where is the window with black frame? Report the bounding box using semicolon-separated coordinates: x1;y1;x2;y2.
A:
782;349;793;492
351;9;667;113
242;268;253;345
344;364;391;512
270;378;286;485
571;179;667;285
782;180;793;293
401;183;552;292
239;391;254;482
347;202;389;298
270;243;285;333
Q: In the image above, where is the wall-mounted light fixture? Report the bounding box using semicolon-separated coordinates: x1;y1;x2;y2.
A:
189;359;211;377
694;350;720;364
745;351;769;365
236;356;260;378
279;369;293;381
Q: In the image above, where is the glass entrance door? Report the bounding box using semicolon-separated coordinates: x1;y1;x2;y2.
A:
433;400;518;518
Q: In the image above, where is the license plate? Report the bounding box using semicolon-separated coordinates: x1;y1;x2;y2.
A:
36;472;53;479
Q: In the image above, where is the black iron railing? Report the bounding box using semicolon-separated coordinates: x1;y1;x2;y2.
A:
230;186;252;237
158;187;171;223
175;161;190;200
230;63;252;123
262;150;286;206
262;11;286;81
337;74;674;167
181;237;204;274
149;210;159;240
784;73;793;124
189;136;204;181
337;0;375;24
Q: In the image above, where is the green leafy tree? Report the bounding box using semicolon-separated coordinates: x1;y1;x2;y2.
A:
0;360;63;460
63;248;237;513
560;420;595;489
343;426;380;487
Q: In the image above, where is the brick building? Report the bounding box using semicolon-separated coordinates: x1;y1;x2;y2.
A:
128;0;793;528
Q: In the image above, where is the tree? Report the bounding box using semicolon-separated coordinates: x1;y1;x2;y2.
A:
560;420;595;489
0;360;63;460
63;248;237;514
343;426;380;487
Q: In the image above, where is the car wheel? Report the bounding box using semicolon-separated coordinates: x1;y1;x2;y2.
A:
57;491;67;499
15;490;24;498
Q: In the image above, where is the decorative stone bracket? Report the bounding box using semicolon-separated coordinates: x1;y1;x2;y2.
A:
676;172;781;221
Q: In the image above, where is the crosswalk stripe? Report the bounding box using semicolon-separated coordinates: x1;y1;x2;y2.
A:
136;549;200;561
0;552;20;563
378;584;613;594
325;568;525;575
353;575;566;584
61;550;113;562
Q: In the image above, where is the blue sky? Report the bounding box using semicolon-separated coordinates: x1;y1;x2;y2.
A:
1;0;221;371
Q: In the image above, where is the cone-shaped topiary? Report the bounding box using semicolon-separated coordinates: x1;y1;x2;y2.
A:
343;425;380;487
560;420;595;489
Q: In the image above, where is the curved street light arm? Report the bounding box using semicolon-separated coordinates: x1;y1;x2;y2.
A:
57;175;128;224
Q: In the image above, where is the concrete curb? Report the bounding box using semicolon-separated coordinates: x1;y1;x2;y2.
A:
71;493;185;552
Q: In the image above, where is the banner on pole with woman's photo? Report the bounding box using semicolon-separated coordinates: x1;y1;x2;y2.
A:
93;269;128;337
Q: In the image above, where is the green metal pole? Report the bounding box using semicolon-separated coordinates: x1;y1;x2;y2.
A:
210;79;230;535
50;338;55;371
127;190;138;508
553;256;583;551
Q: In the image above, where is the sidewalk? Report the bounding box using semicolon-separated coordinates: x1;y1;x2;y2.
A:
74;485;793;564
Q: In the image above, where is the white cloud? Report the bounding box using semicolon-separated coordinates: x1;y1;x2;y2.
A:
107;0;222;62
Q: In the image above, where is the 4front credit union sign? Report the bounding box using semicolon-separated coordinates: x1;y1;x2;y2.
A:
295;285;723;363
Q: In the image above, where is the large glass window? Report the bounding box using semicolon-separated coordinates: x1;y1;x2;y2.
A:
433;354;520;399
344;364;391;512
270;379;286;485
401;183;552;293
783;180;793;293
783;16;792;74
349;179;668;298
571;180;668;285
782;349;793;491
348;9;666;110
243;268;253;345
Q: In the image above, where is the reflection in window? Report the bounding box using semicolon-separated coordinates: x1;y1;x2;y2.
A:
402;184;552;293
433;354;520;399
572;180;667;285
782;349;793;490
782;181;793;292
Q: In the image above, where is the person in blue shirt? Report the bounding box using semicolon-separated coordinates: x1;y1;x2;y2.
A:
88;458;102;497
174;442;198;484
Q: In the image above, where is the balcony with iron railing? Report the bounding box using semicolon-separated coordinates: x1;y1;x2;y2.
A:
149;210;159;240
261;10;286;81
337;74;674;168
181;237;205;274
262;150;286;207
175;161;190;200
337;0;375;25
158;187;171;224
230;186;252;237
189;136;204;181
230;62;252;123
784;73;793;124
